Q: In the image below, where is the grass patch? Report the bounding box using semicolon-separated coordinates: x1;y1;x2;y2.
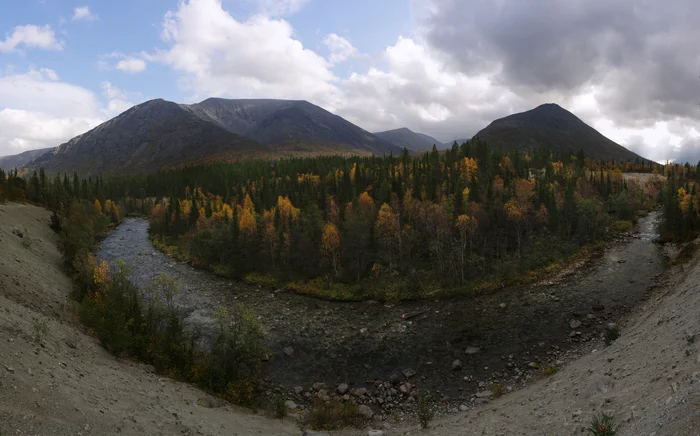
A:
612;220;633;233
540;364;559;376
490;383;505;398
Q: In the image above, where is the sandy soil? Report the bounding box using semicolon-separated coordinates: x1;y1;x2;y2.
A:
0;203;298;436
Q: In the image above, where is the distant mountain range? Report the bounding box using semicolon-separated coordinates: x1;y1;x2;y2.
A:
373;128;446;152
472;103;644;161
7;99;646;176
0;147;53;172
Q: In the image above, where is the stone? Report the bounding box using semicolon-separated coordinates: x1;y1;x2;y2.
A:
389;373;400;384
528;362;540;369
367;431;385;436
570;319;582;329
465;347;481;355
459;404;468;411
312;382;327;391
283;346;294;357
606;322;618;331
476;391;493;398
293;386;304;395
337;383;349;395
452;359;463;371
351;387;367;397
303;431;330;436
357;404;374;419
399;383;412;395
499;303;507;309
402;368;416;379
284;400;297;410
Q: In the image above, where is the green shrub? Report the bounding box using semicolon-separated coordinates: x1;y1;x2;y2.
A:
416;390;435;429
196;305;267;404
588;412;618;435
272;394;287;419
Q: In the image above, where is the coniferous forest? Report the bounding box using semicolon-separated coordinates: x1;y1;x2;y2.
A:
2;140;675;301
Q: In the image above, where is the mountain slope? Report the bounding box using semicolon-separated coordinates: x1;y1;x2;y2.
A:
0;147;54;172
30;99;269;176
473;103;644;161
187;98;402;155
373;128;445;152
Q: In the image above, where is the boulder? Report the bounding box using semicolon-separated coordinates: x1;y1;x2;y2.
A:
284;400;297;410
402;368;416;379
357;404;374;419
452;359;463;371
350;387;367;397
337;383;349;395
569;319;582;329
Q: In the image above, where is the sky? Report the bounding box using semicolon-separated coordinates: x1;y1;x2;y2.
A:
1;0;699;163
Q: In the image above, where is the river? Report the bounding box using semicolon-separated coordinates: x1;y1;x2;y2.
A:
96;211;665;401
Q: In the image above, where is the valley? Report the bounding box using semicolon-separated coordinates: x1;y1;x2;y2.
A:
96;210;666;418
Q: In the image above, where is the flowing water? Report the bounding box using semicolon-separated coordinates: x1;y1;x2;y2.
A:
97;211;665;398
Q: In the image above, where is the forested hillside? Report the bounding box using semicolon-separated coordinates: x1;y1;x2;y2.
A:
1;139;667;300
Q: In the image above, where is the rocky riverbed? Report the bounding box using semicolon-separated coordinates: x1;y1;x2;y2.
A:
96;211;666;420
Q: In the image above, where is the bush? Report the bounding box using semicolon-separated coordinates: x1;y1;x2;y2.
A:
416;390;435;429
196;305;267;403
588;412;618;435
541;365;559;376
304;397;358;431
272;394;287;419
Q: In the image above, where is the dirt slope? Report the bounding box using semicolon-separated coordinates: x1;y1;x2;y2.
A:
379;250;699;435
0;203;297;436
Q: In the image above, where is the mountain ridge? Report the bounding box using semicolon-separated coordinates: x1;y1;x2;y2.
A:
472;103;644;161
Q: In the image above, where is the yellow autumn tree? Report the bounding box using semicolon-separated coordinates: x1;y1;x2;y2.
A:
321;222;341;278
93;199;102;216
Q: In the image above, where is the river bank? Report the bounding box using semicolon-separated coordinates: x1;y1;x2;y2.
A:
95;211;666;421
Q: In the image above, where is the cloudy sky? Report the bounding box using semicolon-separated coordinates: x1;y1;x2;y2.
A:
1;0;699;163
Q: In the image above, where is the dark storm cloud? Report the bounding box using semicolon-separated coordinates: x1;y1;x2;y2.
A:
419;0;700;126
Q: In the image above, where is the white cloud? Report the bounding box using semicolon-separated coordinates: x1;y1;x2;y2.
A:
72;6;98;22
0;70;138;156
98;52;148;74
255;0;311;16
323;34;358;64
156;0;336;101
0;25;63;53
115;58;147;73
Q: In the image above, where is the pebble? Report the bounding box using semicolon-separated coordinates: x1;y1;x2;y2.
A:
367;431;385;436
402;368;416;379
452;359;463;371
337;383;349;395
465;347;481;355
459;404;468;411
570;319;582;329
283;346;294;357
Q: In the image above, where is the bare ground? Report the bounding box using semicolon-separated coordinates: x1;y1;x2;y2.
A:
0;203;297;436
354;249;700;435
2;202;699;436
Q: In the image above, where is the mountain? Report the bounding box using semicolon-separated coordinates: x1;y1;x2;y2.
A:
0;147;54;172
30;99;269;176
186;98;402;155
373;128;446;152
472;103;644;161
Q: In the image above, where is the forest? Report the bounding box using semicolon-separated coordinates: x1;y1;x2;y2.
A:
2;140;672;301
